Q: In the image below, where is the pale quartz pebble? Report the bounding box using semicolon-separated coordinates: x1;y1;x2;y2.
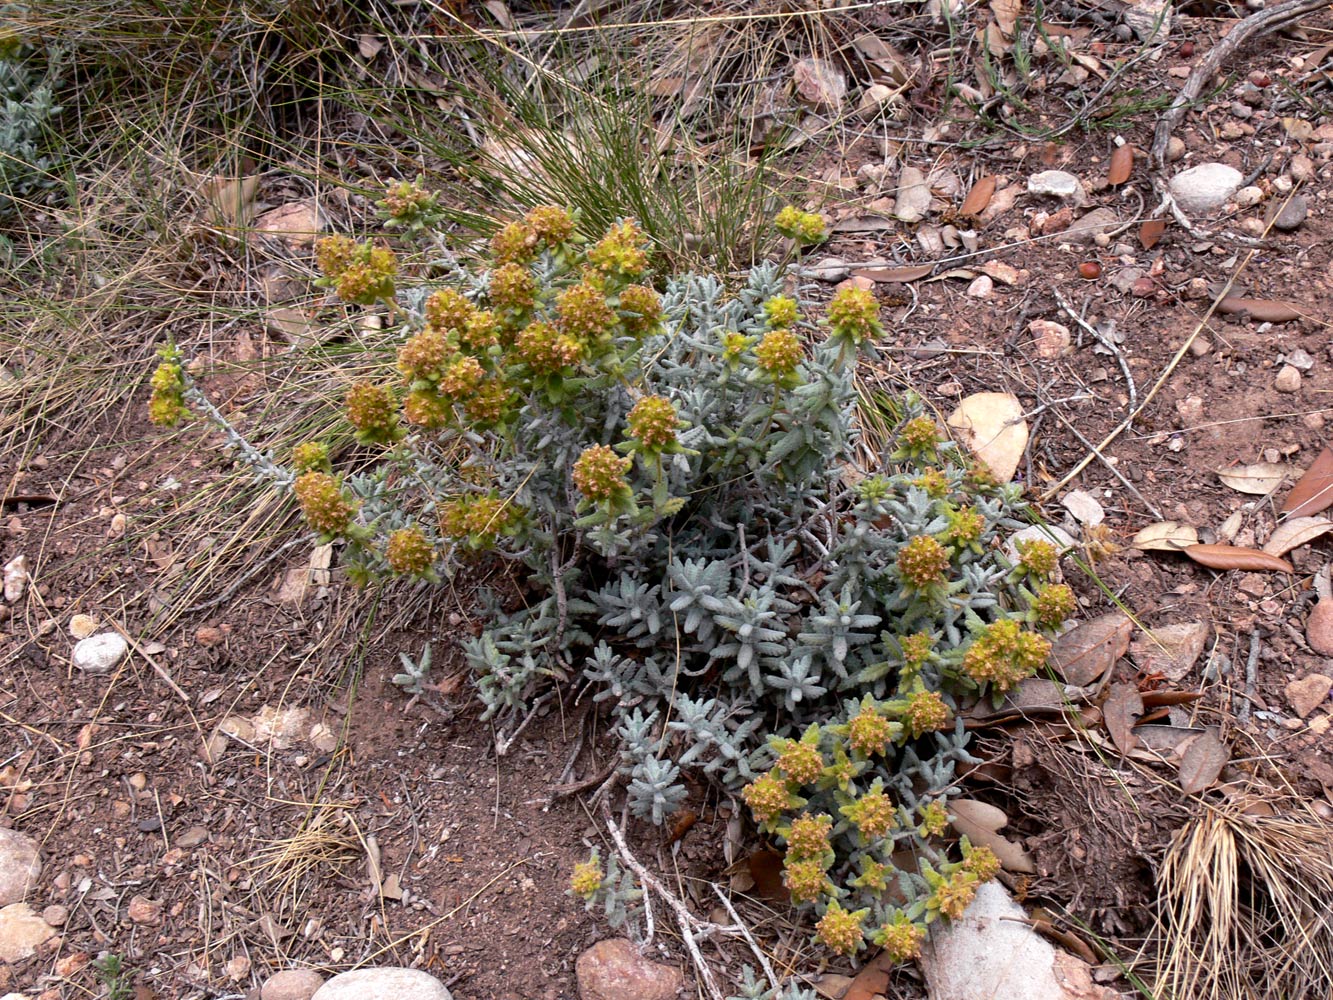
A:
1274;365;1302;393
1169;162;1243;214
1232;185;1264;208
71;632;128;674
1027;170;1086;205
966;275;994;298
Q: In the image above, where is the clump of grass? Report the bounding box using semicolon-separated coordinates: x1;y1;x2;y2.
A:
250;803;362;904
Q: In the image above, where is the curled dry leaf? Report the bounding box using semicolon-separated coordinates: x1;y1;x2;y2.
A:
946;392;1029;483
1215;297;1303;322
1184;544;1293;573
948;798;1037;873
1138;218;1166;250
1177;727;1229;794
1282;445;1333;518
1132;521;1199;551
1103;681;1144;756
1217;463;1293;495
1263;516;1333;556
960;175;997;216
1107;144;1134;185
1130;622;1211;683
852;264;934;282
1049;612;1133;687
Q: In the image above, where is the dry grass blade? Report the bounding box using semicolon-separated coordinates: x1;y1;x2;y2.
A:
1155;799;1333;1000
249;803;362;904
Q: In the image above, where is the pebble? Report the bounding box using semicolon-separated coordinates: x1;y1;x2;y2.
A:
0;830;41;906
1169;162;1243;214
1290;154;1316;183
576;939;683;1000
1061;489;1105;526
1302;411;1326;430
310;968;452;1000
1189;337;1212;357
1166;136;1187;162
1229;102;1252;120
1272;195;1308;232
2;555;27;602
1232;185;1264;208
127;895;162;924
1287;348;1314;372
1026;170;1086;204
71;632;128;674
1240;83;1265;107
175;826;210;849
792;58;846;111
1028;319;1071;358
262;970;326;1000
40;905;66;927
857;83;897;118
1286;674;1333;719
1063;207;1120;244
0;903;56;963
966;275;993;298
1176;395;1205;426
894;166;932;223
804;258;848;282
67;614;98;639
1274;365;1302;393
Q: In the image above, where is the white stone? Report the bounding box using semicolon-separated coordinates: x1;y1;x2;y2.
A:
966;275;993;299
792;58;846;110
1274;365;1302;393
1290;154;1316;183
0;902;56;964
1063;208;1119;244
1061;489;1105;526
894;166;932;223
1233;185;1264;209
2;555;26;602
311;969;451;1000
1026;170;1086;205
921;883;1118;1000
71;632;128;674
1169;162;1243;215
0;829;41;905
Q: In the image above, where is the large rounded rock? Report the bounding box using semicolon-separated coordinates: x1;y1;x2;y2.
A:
576;938;683;1000
1169;162;1242;214
0;902;56;963
262;969;326;1000
0;829;41;905
310;969;451;1000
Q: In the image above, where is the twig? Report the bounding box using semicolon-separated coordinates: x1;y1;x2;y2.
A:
1151;0;1331;168
1053;289;1137;413
180;536;307;614
111;620;191;704
1238;628;1263;725
713;884;780;992
602;799;729;1000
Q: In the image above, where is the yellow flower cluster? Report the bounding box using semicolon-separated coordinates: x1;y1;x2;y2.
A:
344;382;397;438
385;527;434;576
897;535;950;588
626;396;678;450
786;813;833;860
843;785;895;838
1031;582;1077;629
572;445;632;503
741;770;795;825
293;472;356;536
774;205;827;245
815;902;867;957
754;329;803;377
825;286;883;345
847;701;892;757
900;690;951;739
962;618;1051;692
774;736;824;785
569;857;603;901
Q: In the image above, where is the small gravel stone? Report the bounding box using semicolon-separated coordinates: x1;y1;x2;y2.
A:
804;258;848;282
1026;170;1086;204
0;902;56;963
1166;136;1186;162
1028;319;1071;358
1274;365;1302;393
1063;207;1120;244
1286;674;1332;719
71;632;128;674
311;968;451;1000
1229;102;1252;120
1189;337;1212;357
1287;348;1314;372
1240;83;1265;106
1169;162;1243;214
262;970;326;1000
1232;185;1264;208
1290;154;1316;183
966;275;993;298
576;939;683;1000
2;554;27;602
1272;195;1308;232
127;895;162;925
894;166;932;223
40;905;67;927
0;830;41;906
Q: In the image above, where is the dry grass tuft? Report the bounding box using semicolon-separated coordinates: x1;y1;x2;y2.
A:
1155;797;1333;1000
249;803;363;905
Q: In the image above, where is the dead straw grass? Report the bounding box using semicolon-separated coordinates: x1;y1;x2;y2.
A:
1155;797;1333;1000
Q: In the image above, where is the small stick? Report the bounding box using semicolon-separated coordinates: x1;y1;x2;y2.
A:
713;884;781;993
1239;628;1263;725
1053;289;1137;413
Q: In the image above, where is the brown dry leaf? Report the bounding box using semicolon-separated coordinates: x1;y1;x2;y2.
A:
960;175;997;216
1263;516;1333;556
1130;622;1211;683
990;0;1022;37
852;264;933;282
1215;297;1303;322
1103;681;1144;756
1029;917;1098;965
1282;446;1333;517
1107;144;1134;185
1049;612;1133;686
1217;463;1292;495
949;798;1037;873
843;949;895;1000
747;849;788;903
1141;690;1204;708
849;34;913;86
1282;117;1315;141
1132;521;1199;551
1183;544;1293;573
1139;218;1166;249
946;392;1028;482
1177;727;1228;794
198;174;260;228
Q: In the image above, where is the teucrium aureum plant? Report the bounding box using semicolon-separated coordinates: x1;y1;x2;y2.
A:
151;185;1075;961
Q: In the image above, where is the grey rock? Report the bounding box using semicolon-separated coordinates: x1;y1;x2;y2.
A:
71;632;128;674
1026;170;1085;205
894;166;932;223
0;829;40;906
1063;208;1120;244
1169;162;1243;214
311;969;450;1000
1286;348;1314;372
0;902;56;963
1229;102;1252;120
262;969;326;1000
576;938;683;1000
1272;195;1308;232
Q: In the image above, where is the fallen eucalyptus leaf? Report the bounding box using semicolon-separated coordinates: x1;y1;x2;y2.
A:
1139;218;1166;249
852;263;934;282
1132;521;1199;551
1177;727;1228;794
1103;681;1144;756
1263;516;1333;556
1107;144;1134;185
1183;543;1293;573
949;798;1036;873
1129;622;1210;682
959;175;997;216
1049;612;1133;686
1215;297;1303;322
1217;463;1292;495
1282;446;1333;518
947;392;1028;483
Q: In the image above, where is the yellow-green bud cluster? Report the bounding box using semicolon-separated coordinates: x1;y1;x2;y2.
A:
900;690;951;738
377;179;441;231
516;321;583;372
403;389;451;429
962;618;1051;692
463;379;511;426
931;870;980;920
900;416;941;453
1016;538;1059;578
491;221;541;265
897;535;950;588
914;468;949;499
572;444;632;503
626;396;678;450
315;235;357;281
587;220;649;279
291;441;329;474
775;205;827;245
774;736;824;785
763;295;799;329
424;288;474;334
847;701;892;757
148;360;188;427
961;842;1001;883
917;800;949;838
754;329;803;378
1031;583;1077;629
439;356;485;399
344;382;398;440
617;284;663;336
826;286;883;345
385;527;435;576
461;310;500;351
329;244;397;305
815;901;867;956
526;205;576;246
569;856;603;901
784;858;833;905
785;813;833;860
488;263;537;314
842;785;895;838
556;281;617;341
946;505;984;548
873;913;925;962
899;631;934;669
742;770;796;825
439;494;517;546
293;472;356;536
